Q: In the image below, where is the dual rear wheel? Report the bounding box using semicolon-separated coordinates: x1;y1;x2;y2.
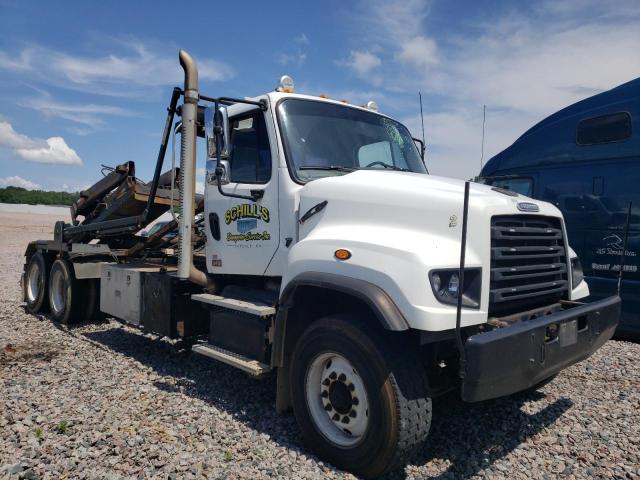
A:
24;253;98;324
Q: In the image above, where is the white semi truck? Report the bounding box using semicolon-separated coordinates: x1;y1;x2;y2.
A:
21;50;620;478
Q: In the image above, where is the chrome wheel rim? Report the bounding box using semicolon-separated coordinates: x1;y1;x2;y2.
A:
305;352;370;447
26;261;41;303
50;269;66;315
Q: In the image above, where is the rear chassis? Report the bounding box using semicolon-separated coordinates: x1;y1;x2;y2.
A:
461;295;620;401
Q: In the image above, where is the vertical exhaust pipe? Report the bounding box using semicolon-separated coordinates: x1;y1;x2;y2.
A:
177;49;208;287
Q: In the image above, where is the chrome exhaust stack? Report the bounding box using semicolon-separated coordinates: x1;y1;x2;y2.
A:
177;49;208;287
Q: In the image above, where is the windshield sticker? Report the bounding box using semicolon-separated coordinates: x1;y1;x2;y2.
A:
382;118;404;146
224;204;272;244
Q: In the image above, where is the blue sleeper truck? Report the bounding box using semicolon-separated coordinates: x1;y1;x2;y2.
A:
481;78;639;338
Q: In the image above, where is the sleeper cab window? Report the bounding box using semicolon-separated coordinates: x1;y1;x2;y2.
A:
229;112;272;184
576;112;632;145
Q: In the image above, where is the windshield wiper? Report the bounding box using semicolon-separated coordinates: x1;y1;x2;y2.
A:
299;165;358;172
373;164;410;172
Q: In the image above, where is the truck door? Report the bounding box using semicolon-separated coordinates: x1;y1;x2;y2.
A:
205;108;279;275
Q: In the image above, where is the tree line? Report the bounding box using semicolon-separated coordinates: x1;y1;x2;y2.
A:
0;186;78;206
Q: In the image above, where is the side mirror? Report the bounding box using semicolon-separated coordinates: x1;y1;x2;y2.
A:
412;137;425;160
204;105;231;159
205;105;231;185
214;159;231;185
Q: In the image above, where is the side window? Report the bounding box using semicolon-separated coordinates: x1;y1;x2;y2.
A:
576;112;632;145
229;112;272;184
490;177;533;196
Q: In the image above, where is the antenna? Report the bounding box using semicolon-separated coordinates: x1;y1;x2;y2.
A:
419;92;426;150
480;104;486;169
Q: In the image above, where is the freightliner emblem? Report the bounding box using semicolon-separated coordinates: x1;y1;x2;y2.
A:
517;202;539;212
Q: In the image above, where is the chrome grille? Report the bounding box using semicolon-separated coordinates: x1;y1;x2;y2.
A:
489;215;569;315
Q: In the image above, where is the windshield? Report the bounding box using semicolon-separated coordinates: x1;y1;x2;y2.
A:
277;99;426;182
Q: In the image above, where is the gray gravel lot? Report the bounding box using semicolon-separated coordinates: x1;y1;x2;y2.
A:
1;211;639;480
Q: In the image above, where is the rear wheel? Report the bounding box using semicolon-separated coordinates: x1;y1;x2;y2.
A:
290;314;432;478
48;259;89;325
24;252;51;313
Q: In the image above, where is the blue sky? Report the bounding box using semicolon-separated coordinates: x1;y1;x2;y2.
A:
1;0;639;191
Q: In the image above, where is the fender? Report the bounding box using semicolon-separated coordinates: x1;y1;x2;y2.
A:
272;271;409;367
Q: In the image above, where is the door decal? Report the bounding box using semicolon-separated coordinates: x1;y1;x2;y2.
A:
224;204;272;244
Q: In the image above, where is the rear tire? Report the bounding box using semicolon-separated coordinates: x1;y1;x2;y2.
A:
290;314;431;478
48;259;89;325
83;278;100;321
24;252;51;313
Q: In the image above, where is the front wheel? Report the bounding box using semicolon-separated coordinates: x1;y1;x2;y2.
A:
290;315;432;478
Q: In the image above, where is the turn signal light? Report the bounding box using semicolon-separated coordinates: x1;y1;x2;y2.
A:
334;249;352;261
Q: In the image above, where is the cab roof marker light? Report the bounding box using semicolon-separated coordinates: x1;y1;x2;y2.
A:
366;100;379;112
277;75;294;93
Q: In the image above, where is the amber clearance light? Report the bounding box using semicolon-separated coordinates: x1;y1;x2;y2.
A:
334;249;352;261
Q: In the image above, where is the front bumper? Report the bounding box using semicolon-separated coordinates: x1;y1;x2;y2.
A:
461;295;620;402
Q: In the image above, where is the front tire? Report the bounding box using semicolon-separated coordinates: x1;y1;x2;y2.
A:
290;314;431;478
48;259;89;325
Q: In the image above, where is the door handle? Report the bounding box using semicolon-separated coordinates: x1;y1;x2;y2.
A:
250;189;264;200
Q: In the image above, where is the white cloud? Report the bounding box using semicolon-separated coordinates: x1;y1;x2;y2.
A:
0;120;82;166
0;121;39;149
362;0;430;44
351;0;640;179
54;41;234;86
295;33;310;45
277;35;309;68
0;49;33;71
0;39;235;96
61;182;90;192
0;175;41;190
277;52;307;67
20;94;136;129
16;137;83;165
396;36;438;67
336;50;382;85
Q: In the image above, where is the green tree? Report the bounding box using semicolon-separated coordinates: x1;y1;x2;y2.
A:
0;186;78;206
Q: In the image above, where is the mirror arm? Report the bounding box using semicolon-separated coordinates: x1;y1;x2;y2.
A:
215;171;262;202
412;137;426;160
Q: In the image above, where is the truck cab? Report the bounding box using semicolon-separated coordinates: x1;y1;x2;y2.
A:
20;52;621;479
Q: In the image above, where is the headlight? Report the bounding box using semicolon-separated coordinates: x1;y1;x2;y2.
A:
571;257;584;287
429;268;481;308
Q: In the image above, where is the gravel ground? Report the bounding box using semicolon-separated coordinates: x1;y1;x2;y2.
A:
1;210;639;480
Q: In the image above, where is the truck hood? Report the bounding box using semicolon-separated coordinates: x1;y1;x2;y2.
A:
287;170;568;332
298;170;563;241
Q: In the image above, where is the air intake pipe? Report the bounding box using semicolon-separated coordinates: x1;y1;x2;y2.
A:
177;49;209;288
